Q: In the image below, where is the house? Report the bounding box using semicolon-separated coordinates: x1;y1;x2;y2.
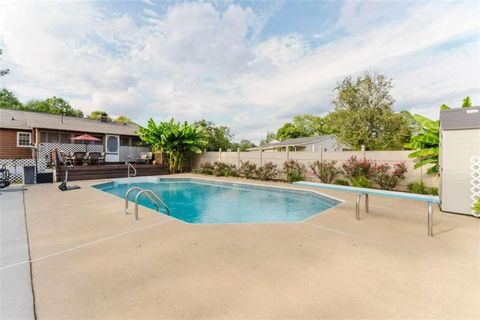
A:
0;108;150;181
439;106;480;215
248;135;351;152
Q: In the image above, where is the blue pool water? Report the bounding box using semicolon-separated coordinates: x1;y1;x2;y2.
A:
93;178;341;224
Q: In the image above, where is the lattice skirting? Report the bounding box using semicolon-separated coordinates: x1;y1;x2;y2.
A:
119;146;150;162
0;158;37;182
471;156;480;216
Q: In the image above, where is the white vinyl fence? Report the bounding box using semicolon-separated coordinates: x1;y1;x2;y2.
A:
193;149;438;188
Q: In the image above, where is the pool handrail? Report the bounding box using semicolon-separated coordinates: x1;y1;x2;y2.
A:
293;181;440;237
125;187;164;217
133;189;170;221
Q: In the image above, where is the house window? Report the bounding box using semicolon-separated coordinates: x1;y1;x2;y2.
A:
47;132;60;143
60;133;71;143
120;137;131;146
17;132;32;147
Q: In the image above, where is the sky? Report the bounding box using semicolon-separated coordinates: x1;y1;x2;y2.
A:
0;0;479;142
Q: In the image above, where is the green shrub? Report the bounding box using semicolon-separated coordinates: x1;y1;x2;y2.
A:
472;198;480;217
372;162;407;190
256;162;279;181
200;162;214;175
428;187;438;196
334;179;349;186
310;160;340;183
239;161;257;179
283;160;306;183
351;176;371;188
407;181;438;195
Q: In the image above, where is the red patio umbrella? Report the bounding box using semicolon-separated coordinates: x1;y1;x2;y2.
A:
71;134;101;152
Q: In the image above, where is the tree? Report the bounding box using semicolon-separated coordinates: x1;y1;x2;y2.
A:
260;131;277;146
193;119;234;151
0;49;9;77
231;139;256;151
86;110;111;121
24;97;84;117
275;114;333;141
0;88;23;109
329;72;411;150
138;118;207;172
114;115;134;124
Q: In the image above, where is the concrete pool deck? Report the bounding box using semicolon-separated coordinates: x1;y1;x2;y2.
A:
15;174;480;318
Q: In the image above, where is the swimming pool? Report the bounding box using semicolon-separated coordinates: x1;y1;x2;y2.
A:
93;178;341;224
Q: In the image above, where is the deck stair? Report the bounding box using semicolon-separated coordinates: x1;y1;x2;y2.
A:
57;164;169;181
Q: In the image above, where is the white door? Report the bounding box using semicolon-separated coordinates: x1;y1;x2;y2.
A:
105;135;120;162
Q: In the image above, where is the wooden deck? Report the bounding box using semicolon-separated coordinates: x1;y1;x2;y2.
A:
57;164;169;181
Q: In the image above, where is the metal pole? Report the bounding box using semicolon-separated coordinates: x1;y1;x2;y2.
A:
365;193;369;213
259;147;263;167
428;202;433;237
355;193;361;220
237;148;240;167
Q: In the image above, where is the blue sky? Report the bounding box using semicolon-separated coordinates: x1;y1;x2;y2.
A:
0;0;478;142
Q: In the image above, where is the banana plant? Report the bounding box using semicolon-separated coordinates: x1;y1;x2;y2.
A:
138;118;207;172
405;97;472;175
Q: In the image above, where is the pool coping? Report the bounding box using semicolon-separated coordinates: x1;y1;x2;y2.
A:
89;175;346;225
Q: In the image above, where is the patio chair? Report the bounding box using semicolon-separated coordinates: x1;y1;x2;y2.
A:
86;152;101;165
58;150;75;166
73;152;86;165
98;152;105;164
136;152;153;164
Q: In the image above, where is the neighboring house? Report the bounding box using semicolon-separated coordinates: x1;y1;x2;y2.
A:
248;135;351;152
439;106;480;215
0;108;149;181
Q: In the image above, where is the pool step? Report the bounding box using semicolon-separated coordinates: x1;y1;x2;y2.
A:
57;164;169;181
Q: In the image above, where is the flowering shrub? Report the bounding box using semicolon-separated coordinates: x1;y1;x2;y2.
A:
256;162;279;181
372;162;407;190
283;160;306;183
239;161;257;179
213;162;238;177
200;162;214;175
310;160;340;183
341;156;374;185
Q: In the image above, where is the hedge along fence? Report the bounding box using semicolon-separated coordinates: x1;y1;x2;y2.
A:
193;149;438;189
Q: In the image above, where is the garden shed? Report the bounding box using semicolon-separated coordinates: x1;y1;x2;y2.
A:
439;106;480;215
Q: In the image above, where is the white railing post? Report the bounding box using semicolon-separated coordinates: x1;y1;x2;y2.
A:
237;148;240;167
259;147;263;167
218;148;222;163
361;144;366;159
286;147;289;161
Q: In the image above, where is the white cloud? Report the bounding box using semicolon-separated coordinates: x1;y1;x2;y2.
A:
0;1;478;142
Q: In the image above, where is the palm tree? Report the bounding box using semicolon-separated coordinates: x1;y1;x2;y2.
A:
138;119;207;172
405;97;472;175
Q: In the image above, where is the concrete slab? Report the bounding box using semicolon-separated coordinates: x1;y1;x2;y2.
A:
0;187;35;320
23;175;480;319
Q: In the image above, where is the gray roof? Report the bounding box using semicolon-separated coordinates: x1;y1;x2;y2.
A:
440;106;480;130
0;108;140;136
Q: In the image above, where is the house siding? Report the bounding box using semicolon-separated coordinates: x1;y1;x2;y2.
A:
0;128;33;159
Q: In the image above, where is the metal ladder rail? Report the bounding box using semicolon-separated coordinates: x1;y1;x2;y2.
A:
124;187;160;215
127;163;137;177
134;189;171;221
